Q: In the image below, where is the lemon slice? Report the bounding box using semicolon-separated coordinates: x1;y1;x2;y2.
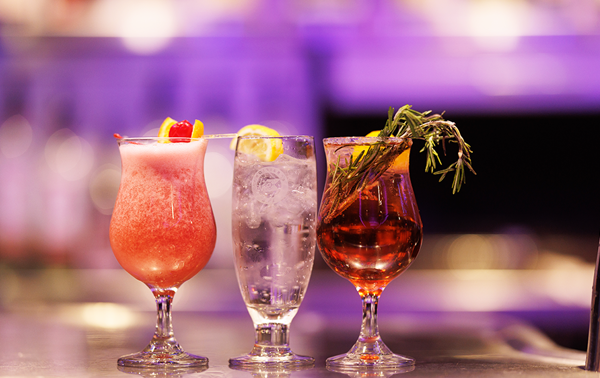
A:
158;117;177;138
157;117;204;142
230;124;283;162
190;120;204;138
352;130;381;160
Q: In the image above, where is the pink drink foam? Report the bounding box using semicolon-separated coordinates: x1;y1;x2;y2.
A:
109;140;216;289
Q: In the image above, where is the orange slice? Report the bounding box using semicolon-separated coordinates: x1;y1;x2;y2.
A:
352;130;381;160
353;130;409;170
158;117;204;142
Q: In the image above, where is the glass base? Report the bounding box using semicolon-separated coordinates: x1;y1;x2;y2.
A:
118;365;209;376
229;360;315;376
230;323;314;368
326;338;414;370
229;346;315;368
327;363;415;377
326;352;414;370
118;340;208;368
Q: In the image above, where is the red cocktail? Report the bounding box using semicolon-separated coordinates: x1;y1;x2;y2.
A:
317;137;422;369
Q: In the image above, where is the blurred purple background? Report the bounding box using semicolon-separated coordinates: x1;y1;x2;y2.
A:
0;0;598;351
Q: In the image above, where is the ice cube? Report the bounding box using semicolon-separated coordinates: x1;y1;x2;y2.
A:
245;201;262;229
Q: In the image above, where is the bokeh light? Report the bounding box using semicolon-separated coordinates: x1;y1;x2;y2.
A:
0;115;33;159
90;0;176;54
467;0;529;50
442;234;538;270
80;302;136;329
89;164;121;215
44;129;95;182
205;151;233;199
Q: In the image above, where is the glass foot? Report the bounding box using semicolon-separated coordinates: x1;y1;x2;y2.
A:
326;338;414;370
229;346;315;368
118;340;208;368
229;362;314;375
230;323;314;368
326;352;414;370
327;363;415;376
118;365;209;376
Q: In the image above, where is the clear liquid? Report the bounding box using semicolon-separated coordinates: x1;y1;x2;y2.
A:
232;153;317;325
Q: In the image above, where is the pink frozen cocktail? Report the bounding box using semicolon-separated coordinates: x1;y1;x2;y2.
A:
110;139;216;290
109;136;216;368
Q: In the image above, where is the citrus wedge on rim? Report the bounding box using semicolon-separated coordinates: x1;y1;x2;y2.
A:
230;124;283;162
352;130;381;160
158;117;204;142
353;130;409;169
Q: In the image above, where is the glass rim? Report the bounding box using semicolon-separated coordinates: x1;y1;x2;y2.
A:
323;136;412;145
237;135;314;140
116;134;238;143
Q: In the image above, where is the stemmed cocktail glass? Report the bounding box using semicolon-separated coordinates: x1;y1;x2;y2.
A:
230;135;317;367
316;136;423;370
109;136;216;368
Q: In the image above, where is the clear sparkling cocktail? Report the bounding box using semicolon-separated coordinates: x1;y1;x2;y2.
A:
230;135;317;367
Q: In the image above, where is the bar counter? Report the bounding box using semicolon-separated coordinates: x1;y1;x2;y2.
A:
0;267;593;377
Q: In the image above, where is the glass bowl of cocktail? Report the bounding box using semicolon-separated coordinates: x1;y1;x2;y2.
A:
109;118;226;368
229;125;318;367
316;105;475;370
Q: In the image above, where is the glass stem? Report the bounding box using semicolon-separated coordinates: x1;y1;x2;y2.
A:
359;293;380;342
155;294;174;340
255;323;290;347
146;293;181;352
346;292;392;357
247;323;293;357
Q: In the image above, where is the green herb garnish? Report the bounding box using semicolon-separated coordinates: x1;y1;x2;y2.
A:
381;105;475;193
321;105;475;223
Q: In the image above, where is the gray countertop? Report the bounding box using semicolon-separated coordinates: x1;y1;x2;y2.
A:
0;305;592;377
0;267;595;377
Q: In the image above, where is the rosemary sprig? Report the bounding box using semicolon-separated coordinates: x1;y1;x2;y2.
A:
321;140;409;223
321;105;475;223
381;105;475;194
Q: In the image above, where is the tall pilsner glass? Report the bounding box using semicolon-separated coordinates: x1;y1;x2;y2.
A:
316;137;423;369
230;135;317;367
109;137;216;368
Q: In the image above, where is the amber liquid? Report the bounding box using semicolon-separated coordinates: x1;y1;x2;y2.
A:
317;199;422;297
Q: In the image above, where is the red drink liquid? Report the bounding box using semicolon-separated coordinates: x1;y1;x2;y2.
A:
318;207;421;297
317;145;422;297
109;139;216;290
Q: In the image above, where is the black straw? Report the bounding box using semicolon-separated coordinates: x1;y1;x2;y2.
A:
585;237;600;371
